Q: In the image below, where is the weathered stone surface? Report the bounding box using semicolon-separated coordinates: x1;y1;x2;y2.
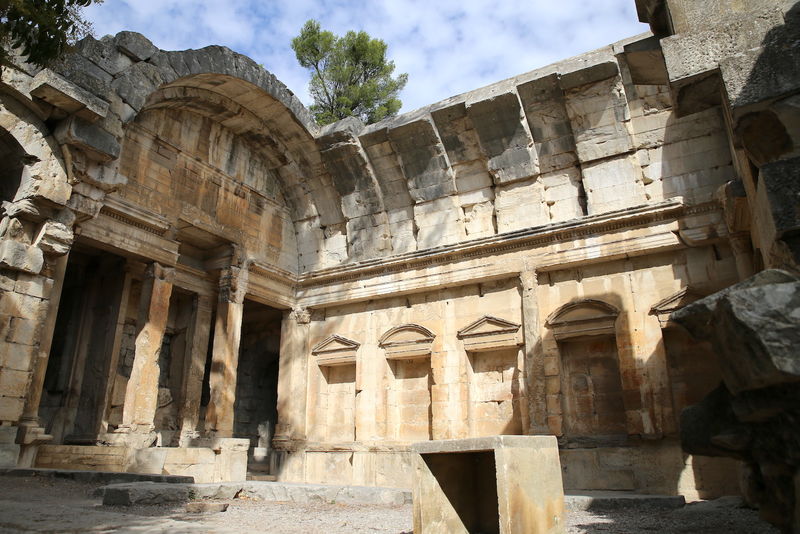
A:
114;31;158;62
0;240;43;274
53;116;120;163
467;92;539;185
413;436;565;534
0;3;793;511
110;61;165;111
32;221;73;256
675;271;800;533
186;501;229;513
103;482;192;505
388;119;456;202
29;69;109;122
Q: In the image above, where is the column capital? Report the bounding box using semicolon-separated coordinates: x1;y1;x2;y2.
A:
219;266;248;304
290;306;310;324
145;262;175;283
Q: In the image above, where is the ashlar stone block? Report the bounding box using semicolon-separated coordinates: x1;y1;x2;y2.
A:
412;436;565;534
467;92;539;185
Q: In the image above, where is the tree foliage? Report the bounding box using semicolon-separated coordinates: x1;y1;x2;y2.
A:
291;19;408;126
0;0;102;68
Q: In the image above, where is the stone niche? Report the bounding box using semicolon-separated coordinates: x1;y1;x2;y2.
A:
380;324;436;442
546;300;627;441
458;316;526;437
309;335;360;443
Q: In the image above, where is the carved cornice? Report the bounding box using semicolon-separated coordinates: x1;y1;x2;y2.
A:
298;199;691;287
100;196;170;236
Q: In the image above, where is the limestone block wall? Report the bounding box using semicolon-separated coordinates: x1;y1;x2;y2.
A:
115;108;298;272
0;93;73;430
305;278;524;447
536;247;739;439
301;34;735;272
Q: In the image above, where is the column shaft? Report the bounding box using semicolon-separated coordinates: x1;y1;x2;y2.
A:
121;263;174;433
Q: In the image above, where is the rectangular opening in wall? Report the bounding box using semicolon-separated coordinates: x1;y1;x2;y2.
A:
42;243;127;444
422;451;499;534
234;299;282;476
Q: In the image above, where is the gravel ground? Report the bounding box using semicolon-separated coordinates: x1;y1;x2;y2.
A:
0;476;779;534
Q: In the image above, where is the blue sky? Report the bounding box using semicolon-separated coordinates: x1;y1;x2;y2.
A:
84;1;649;113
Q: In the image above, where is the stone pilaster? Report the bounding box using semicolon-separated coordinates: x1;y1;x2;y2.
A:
520;268;548;434
119;263;174;436
273;306;311;448
177;294;213;445
204;267;246;438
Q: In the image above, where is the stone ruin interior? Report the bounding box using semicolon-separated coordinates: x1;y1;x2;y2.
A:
0;0;799;531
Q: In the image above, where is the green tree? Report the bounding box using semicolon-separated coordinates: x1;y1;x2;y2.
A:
291;19;408;125
0;0;102;68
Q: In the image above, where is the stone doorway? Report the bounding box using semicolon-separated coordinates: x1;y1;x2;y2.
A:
233;299;282;477
41;244;127;444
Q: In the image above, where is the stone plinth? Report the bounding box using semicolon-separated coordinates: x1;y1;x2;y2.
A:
412;436;565;534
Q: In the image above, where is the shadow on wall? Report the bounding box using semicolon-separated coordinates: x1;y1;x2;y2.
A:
539;247;744;500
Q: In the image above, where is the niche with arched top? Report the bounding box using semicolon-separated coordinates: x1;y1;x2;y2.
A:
380;324;435;442
547;300;627;442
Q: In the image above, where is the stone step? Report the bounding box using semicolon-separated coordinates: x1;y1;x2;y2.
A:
95;480;687;511
565;491;686;511
0;467;194;484
35;445;128;472
98;480;413;506
246;473;276;481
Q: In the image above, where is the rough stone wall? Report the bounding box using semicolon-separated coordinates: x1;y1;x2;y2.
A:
0;1;778;494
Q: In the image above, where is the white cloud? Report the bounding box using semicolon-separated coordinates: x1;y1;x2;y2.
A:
83;0;649;113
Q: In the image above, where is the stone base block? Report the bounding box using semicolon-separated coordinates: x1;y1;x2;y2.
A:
412;436;565;534
0;443;19;467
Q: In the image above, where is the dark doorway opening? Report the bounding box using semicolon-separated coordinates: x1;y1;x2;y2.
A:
41;244;127;444
233;299;282;477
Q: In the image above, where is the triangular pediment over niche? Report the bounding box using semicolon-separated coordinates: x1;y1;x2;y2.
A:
312;335;360;367
649;287;705;327
312;335;361;354
458;316;521;338
458;316;522;352
379;324;435;360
